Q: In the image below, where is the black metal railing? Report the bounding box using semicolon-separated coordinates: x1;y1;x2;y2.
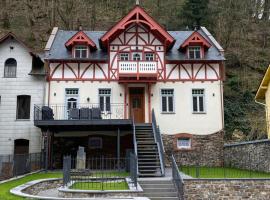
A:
152;109;165;176
0;152;45;181
34;103;125;121
172;154;184;200
63;155;138;190
132;112;139;175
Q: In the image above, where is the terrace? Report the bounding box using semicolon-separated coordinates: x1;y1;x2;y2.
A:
33;103;132;131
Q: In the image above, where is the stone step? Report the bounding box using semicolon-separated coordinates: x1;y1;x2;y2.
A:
143;192;178;198
142;187;176;193
140;183;173;189
147;197;179;200
140;180;174;184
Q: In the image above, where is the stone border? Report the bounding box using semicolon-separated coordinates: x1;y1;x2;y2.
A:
224;139;270;147
0;170;43;184
10;178;146;200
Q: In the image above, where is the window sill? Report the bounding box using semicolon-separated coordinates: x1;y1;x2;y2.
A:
3;77;17;78
192;112;206;114
161;112;175;114
175;147;193;152
15;119;31;121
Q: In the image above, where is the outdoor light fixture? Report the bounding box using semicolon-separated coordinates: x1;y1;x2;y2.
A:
87;97;90;102
54;93;56;96
120;93;122;97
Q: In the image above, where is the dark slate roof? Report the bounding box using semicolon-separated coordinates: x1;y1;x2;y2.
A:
167;30;225;61
46;29;225;61
46;30;107;61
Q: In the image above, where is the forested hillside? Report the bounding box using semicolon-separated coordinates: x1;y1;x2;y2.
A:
0;0;269;141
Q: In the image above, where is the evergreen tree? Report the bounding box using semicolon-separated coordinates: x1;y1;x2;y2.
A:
181;0;209;28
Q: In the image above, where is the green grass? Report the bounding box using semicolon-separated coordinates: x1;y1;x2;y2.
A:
0;171;62;200
70;181;129;190
180;166;270;178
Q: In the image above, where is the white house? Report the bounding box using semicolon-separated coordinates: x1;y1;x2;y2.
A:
36;5;225;176
0;32;45;155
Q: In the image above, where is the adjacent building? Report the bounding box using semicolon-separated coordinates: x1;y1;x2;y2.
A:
0;32;45;155
255;65;270;139
34;5;225;175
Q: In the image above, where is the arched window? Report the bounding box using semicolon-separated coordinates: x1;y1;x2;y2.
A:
4;58;17;78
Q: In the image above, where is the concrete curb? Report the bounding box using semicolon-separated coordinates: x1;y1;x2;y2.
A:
10;178;148;200
0;170;43;185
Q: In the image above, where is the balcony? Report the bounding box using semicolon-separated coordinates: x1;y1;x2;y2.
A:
118;61;158;80
34;104;131;131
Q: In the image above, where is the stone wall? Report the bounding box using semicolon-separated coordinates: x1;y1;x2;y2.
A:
184;179;270;200
224;139;270;173
162;131;224;167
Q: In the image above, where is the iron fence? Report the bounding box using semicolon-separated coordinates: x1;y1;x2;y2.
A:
0;152;45;181
63;155;137;190
34;103;125;121
172;155;184;200
176;147;270;179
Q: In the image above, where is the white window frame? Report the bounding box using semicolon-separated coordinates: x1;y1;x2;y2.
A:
160;89;175;113
192;89;206;114
145;52;154;61
65;88;79;119
188;46;201;59
177;138;191;149
119;53;129;61
99;88;111;113
132;52;142;61
74;45;88;58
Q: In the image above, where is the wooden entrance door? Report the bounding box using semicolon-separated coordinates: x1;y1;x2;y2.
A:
129;88;145;123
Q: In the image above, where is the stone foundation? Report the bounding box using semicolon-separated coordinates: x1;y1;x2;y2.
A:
184;179;270;200
224;139;270;173
162;131;224;167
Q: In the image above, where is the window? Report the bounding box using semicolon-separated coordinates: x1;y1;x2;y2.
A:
188;46;201;59
4;58;17;78
192;89;205;113
177;138;191;149
88;137;102;149
99;89;111;112
17;95;31;119
120;53;129;61
133;53;141;61
66;89;79;95
74;45;88;58
161;89;174;113
145;53;154;61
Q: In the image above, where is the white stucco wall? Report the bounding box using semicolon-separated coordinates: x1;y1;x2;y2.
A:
0;38;45;155
151;81;224;135
47;80;223;136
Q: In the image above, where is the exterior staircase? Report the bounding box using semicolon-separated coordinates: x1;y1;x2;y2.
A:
135;123;163;177
139;179;179;200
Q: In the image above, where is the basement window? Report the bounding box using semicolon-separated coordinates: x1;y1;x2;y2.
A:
177;138;191;149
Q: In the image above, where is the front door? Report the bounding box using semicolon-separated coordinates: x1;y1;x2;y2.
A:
129;88;145;123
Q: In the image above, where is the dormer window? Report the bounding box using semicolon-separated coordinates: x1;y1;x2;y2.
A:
74;45;88;58
188;46;201;59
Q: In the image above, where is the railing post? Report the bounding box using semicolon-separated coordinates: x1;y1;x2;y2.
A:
63;155;71;186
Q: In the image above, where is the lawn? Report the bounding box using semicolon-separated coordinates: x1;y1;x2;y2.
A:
0;171;62;200
180;166;270;178
70;181;129;190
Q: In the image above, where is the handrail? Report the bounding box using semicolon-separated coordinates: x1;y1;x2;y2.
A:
172;154;184;200
152;109;165;176
132;112;139;175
